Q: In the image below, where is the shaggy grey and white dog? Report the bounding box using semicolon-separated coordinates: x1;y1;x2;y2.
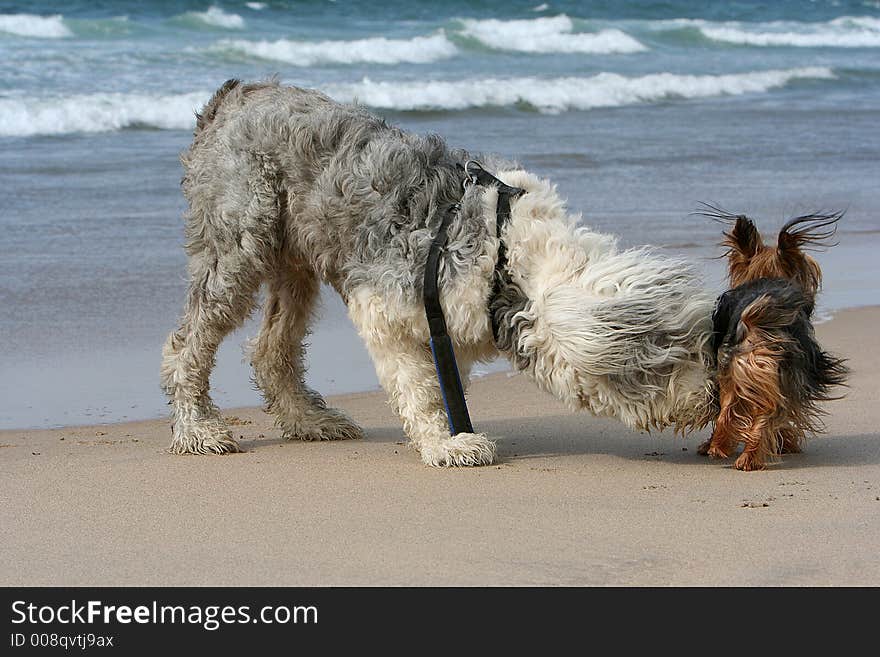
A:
161;79;717;466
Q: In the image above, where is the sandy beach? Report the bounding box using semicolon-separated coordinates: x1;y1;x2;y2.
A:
0;306;876;587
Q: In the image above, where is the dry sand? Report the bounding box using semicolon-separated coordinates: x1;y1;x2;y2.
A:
2;307;878;586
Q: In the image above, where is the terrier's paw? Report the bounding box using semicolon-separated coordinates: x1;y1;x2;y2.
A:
779;436;802;454
735;452;766;471
169;419;241;455
707;444;731;460
282;409;363;442
697;438;732;459
419;433;496;467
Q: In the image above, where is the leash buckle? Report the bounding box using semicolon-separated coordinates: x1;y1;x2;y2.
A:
462;159;483;191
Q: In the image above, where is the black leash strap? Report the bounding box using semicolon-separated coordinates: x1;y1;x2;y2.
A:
423;161;525;436
424;202;474;435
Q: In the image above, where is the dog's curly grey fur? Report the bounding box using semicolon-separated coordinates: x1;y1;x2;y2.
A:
161;79;717;466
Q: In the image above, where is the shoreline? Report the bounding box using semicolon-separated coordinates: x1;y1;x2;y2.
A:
1;305;878;585
2;302;876;434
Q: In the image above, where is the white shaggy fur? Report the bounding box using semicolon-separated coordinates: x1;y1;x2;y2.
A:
345;172;715;466
499;171;716;431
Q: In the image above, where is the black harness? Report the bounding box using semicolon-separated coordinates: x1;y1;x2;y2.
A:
422;161;525;436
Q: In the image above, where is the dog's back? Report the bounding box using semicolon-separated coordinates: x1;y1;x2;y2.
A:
179;79;480;294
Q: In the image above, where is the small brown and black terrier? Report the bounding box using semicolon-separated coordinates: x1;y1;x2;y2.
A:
698;207;848;470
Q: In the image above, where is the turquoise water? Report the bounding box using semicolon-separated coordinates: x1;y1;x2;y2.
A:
2;1;879;428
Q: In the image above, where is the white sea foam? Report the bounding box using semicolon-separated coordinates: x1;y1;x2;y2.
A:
0;13;72;38
0;67;836;137
532;3;549;11
0;91;210;137
189;6;245;29
325;67;835;113
245;2;267;9
459;14;646;53
216;33;458;65
679;15;880;48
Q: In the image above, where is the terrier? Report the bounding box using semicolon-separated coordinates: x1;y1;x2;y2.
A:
697;208;848;470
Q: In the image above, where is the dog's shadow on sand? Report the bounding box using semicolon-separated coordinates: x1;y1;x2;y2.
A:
359;414;880;470
240;415;879;470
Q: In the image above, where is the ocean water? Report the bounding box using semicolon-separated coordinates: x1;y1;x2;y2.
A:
1;0;879;429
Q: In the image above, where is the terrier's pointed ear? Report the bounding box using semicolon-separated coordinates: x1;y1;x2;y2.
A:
777;211;842;254
776;212;841;301
724;215;763;259
694;204;763;259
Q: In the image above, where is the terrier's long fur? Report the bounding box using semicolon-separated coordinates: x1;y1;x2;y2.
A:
161;79;720;466
696;208;848;470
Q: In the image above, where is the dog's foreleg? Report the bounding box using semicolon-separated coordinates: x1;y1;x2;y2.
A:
251;263;362;441
698;429;737;460
348;294;493;466
698;384;739;459
734;417;773;471
376;338;494;466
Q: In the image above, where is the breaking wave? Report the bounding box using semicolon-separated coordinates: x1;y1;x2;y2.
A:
174;6;245;30
667;15;880;48
0;67;836;137
458;14;646;54
325;67;836;113
0;91;210;137
0;13;72;38
213;33;458;65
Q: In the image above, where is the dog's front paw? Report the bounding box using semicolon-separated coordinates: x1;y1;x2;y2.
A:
419;433;496;467
735;452;766;471
707;444;732;460
169;418;241;455
697;438;733;459
282;409;363;442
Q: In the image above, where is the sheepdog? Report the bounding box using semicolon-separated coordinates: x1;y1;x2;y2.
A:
696;209;848;470
160;79;840;468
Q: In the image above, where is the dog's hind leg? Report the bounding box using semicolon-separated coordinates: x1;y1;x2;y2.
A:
250;260;362;441
778;426;803;454
161;257;262;454
348;290;495;466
